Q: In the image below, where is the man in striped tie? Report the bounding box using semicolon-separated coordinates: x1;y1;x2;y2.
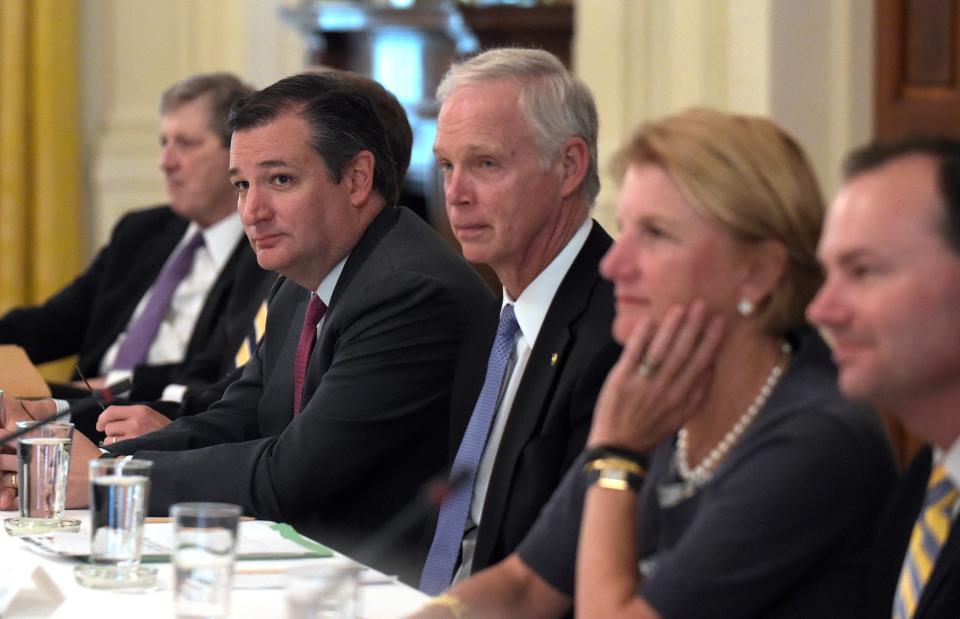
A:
808;136;960;619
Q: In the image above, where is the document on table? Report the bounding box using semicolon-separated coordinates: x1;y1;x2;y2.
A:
17;520;332;562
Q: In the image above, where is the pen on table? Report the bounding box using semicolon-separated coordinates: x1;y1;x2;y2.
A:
19;400;35;421
144;516;256;523
233;564;398;585
75;364;107;411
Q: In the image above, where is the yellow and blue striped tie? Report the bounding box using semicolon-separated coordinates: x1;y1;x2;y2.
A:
893;463;958;619
234;300;268;368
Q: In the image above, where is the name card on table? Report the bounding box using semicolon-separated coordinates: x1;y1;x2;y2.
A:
0;561;65;616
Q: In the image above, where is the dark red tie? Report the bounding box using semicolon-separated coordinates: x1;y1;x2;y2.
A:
293;294;327;415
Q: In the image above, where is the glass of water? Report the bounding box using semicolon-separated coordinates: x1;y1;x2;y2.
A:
171;502;242;619
286;561;362;619
74;457;156;589
4;421;81;535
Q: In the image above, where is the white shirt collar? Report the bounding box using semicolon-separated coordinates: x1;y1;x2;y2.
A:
314;254;349;306
936;436;960;489
187;213;243;268
502;218;592;348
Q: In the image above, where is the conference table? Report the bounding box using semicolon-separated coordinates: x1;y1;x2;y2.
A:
0;509;428;618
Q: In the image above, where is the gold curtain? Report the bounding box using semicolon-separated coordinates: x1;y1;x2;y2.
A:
0;0;81;379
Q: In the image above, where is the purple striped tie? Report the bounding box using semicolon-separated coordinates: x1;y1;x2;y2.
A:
419;304;519;595
113;232;204;371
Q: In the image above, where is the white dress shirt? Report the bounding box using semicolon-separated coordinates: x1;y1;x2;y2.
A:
100;214;244;387
313;254;348;340
454;218;593;582
936;436;960;518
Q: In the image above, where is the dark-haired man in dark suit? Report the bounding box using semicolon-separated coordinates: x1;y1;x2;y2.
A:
82;68;417;443
808;136;960;619
1;71;492;583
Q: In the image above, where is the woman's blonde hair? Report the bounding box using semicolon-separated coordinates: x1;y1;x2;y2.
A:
612;108;824;336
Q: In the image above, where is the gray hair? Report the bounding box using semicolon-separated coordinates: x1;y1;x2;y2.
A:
437;48;600;204
160;72;255;147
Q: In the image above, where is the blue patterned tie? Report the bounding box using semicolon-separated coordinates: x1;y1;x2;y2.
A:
419;304;520;595
893;464;958;619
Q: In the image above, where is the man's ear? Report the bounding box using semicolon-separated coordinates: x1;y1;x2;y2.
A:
738;239;788;312
346;150;375;208
559;136;590;199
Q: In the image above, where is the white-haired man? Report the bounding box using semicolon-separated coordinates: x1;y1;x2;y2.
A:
417;47;619;604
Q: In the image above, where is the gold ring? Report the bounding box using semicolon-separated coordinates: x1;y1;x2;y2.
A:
9;473;16;489
637;360;660;378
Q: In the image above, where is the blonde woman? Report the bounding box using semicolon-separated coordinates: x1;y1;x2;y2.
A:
574;109;897;618
413;109;896;619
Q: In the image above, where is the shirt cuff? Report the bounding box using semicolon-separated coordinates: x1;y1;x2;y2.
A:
104;370;133;397
160;383;187;403
106;370;133;386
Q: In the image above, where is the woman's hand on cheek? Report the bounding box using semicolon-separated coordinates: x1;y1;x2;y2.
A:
587;300;724;452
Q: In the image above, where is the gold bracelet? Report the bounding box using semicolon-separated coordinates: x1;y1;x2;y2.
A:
429;592;468;619
583;456;645;477
594;467;640;491
584;457;645;492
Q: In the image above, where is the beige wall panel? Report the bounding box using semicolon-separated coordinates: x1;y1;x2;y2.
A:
80;0;305;254
574;0;874;235
82;0;870;252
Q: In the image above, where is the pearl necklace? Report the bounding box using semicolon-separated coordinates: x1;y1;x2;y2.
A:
675;341;792;488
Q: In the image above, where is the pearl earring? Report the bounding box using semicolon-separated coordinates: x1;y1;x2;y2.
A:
737;298;754;317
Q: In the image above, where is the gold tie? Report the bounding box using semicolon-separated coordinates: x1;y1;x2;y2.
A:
892;463;958;619
234;300;268;368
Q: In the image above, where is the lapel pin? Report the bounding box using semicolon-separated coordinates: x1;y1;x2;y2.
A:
550;352;558;366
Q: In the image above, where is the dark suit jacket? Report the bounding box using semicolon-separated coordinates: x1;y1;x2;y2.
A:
0;205;272;401
448;222;620;574
870;447;960;618
108;206;493;582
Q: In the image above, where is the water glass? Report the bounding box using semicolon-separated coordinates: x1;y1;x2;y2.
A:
286;561;361;619
172;502;242;619
3;421;80;535
74;457;156;588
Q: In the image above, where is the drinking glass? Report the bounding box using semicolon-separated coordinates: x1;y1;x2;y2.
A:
74;457;157;588
286;561;361;619
171;502;242;619
3;421;80;535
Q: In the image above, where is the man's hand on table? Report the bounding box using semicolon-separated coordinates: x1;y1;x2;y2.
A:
97;404;172;443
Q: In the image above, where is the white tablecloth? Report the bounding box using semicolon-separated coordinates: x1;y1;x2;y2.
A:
0;510;427;618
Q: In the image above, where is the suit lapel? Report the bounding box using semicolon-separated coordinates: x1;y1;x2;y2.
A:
449;306;500;456
473;223;611;567
917;516;960;617
300;206;399;407
258;283;306;430
83;212;188;374
184;235;247;360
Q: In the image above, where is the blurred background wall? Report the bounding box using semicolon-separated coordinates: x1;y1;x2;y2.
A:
79;0;874;251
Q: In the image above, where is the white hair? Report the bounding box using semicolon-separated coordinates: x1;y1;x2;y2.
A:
437;48;600;204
